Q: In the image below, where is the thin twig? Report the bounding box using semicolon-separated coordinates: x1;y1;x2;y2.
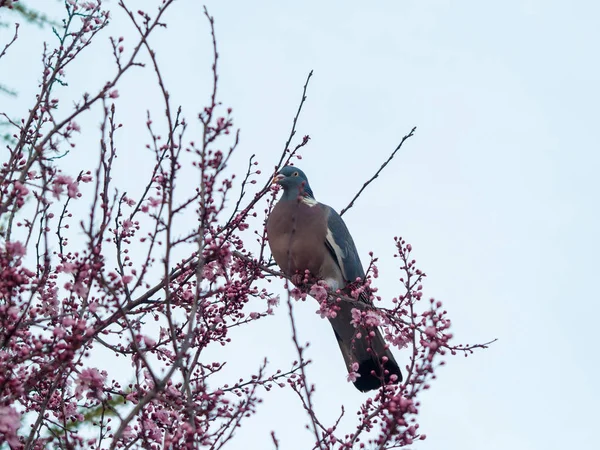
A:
277;70;313;168
340;126;416;216
0;23;19;60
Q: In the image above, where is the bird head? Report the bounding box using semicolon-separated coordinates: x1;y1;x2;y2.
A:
273;166;314;199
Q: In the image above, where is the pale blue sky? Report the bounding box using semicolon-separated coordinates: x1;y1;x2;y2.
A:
2;1;599;448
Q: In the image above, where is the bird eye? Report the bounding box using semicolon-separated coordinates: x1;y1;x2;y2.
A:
293;172;299;177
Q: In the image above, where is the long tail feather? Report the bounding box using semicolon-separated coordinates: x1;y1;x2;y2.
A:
329;302;402;392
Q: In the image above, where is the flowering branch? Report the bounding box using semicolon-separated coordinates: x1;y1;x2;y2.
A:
0;2;489;449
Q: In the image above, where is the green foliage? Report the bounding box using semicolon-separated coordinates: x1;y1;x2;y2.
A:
1;1;59;28
44;389;132;442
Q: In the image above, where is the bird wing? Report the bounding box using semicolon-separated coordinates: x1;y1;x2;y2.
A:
323;205;366;287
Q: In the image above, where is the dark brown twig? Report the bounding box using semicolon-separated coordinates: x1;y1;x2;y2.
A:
340;126;416;216
277;70;313;168
0;23;19;60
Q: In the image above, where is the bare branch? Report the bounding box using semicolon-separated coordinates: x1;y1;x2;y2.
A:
277;70;313;168
0;23;19;60
340;126;416;216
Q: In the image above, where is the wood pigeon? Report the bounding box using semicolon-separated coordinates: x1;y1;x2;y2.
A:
266;166;402;392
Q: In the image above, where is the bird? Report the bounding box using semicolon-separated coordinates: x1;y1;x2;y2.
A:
266;165;402;392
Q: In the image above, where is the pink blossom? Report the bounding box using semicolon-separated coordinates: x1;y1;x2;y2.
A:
309;283;328;302
5;241;26;257
347;372;360;382
316;300;337;319
290;288;306;300
75;368;106;399
67;181;79;198
60;262;77;274
73;281;89;297
51;175;79;199
181;289;194;301
0;406;20;447
148;197;161;207
122;426;134;440
142;419;162;441
364;310;381;327
13;180;29;196
109;89;119;98
350;308;362;327
53;327;66;339
424;326;437;338
55;174;73;184
347;362;361;383
51;182;63;198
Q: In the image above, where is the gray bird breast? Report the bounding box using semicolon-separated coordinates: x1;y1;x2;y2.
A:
267;201;330;279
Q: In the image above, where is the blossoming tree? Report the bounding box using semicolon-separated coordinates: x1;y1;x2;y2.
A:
0;1;492;448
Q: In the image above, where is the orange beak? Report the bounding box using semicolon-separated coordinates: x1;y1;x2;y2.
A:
272;173;285;184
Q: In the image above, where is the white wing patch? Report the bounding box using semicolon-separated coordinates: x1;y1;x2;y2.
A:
300;196;318;207
326;227;347;279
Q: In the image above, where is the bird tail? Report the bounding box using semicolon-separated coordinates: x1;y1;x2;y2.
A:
329;302;402;392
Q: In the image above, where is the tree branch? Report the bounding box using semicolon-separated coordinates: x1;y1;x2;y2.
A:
340;126;416;216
